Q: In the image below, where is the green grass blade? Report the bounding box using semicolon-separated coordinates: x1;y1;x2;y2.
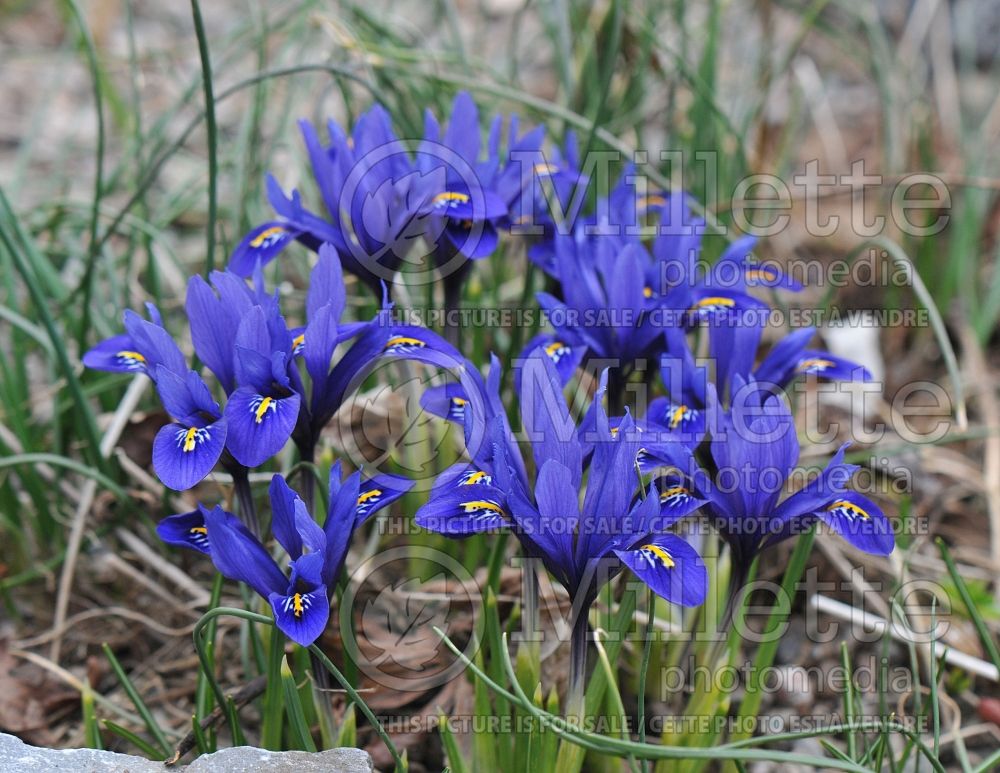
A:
62;0;106;352
337;704;357;749
102;720;163;759
261;624;286;750
936;538;1000;670
101;643;171;758
82;685;103;750
281;656;317;752
438;709;469;773
839;642;858;760
730;527;816;743
189;0;219;275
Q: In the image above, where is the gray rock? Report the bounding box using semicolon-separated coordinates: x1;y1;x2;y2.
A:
186;746;372;773
0;732;372;772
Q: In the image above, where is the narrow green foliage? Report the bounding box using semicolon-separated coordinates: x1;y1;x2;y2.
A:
188;0;218;274
81;685;102;750
337;704;357;749
839;642;858;760
937;538;1000;671
730;528;816;743
261;625;286;750
103;720;164;759
281;656;317;752
101;642;171;758
438;709;469;773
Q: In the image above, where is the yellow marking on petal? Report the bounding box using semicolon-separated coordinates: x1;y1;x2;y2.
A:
659;486;689;502
255;396;273;424
544;341;570;362
461;500;504;515
610;426;620;438
643;286;654;299
357;489;382;505
117;350;146;363
643;543;675;568
452;397;468;406
292;333;305;350
828;499;870;520
797;358;836;373
183;427;198;453
637;194;667;210
690;296;736;312
250;226;285;248
532;162;560;176
461;471;489;485
432;191;471;206
669;405;689;429
292;593;304;618
746;267;778;281
383;336;426;351
190;526;208;535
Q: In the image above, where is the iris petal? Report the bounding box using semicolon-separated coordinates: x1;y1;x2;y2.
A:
615;534;706;607
269;589;330;647
415;485;510;535
152;418;227;491
229;221;300;277
156;509;213;554
224;388;301;467
819;492;894;556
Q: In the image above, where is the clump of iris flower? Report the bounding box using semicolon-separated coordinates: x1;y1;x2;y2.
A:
533;228;767;412
229;92;567;305
415;352;707;706
85;245;459;498
156;463;411;646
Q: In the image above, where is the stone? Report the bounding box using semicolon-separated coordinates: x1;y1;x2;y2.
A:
0;732;373;772
186;746;373;773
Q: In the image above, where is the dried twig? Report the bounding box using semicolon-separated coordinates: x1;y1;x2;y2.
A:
165;675;267;765
50;375;148;663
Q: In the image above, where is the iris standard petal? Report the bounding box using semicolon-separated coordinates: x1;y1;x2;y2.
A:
269;474;305;559
203;505;286;598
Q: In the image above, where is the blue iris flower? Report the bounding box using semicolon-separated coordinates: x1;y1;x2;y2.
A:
533;227;771;390
156;463;411;646
417;92;509;264
700;384;894;580
230;105;428;294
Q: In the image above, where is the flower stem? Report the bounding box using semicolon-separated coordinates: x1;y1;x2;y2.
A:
298;442;317;516
231;467;259;538
568;606;590;714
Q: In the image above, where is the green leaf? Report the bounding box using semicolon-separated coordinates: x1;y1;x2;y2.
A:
102;642;170;758
282;656;317;752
